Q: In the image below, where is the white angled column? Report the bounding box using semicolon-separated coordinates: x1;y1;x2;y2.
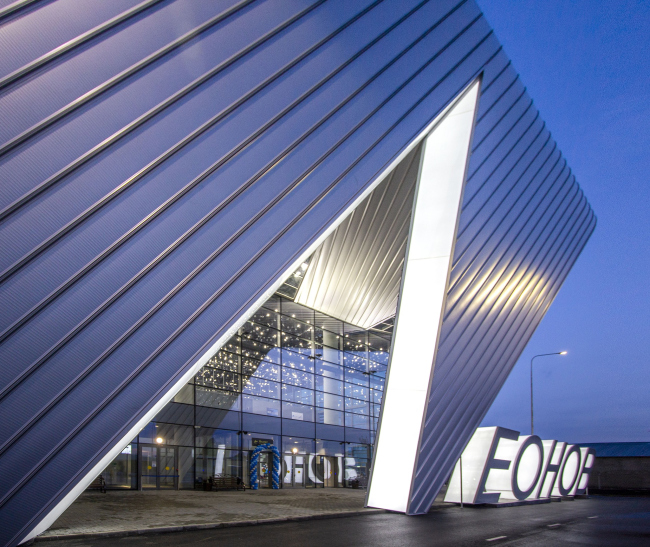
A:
367;80;480;513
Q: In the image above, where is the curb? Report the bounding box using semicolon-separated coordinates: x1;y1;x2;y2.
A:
34;509;386;542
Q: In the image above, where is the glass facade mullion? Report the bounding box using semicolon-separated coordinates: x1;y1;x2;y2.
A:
107;293;392;491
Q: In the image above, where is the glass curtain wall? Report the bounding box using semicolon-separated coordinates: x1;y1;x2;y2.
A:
101;294;391;490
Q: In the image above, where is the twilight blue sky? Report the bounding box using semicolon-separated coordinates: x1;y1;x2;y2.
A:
478;0;650;443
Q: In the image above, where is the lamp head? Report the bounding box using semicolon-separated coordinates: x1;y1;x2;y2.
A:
559;351;568;355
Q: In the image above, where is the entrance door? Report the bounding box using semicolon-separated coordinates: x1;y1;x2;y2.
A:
139;445;178;489
257;452;272;488
322;456;341;487
283;454;305;487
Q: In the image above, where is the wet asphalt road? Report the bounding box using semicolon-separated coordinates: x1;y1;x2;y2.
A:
42;495;650;546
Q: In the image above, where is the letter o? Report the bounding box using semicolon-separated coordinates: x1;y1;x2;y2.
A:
511;435;543;500
558;444;582;496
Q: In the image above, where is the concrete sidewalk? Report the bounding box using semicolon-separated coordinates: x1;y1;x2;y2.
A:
37;488;383;541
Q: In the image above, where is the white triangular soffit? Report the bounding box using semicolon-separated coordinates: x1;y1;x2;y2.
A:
294;144;421;328
367;79;481;512
295;81;480;333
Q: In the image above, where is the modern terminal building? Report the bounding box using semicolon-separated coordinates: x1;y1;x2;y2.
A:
0;0;595;544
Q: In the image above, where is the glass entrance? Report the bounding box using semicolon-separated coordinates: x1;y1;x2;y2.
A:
139;445;178;489
283;454;305;487
322;456;342;487
257;452;272;488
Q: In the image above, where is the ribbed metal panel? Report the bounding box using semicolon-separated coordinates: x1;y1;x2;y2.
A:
406;48;596;513
0;0;593;541
295;143;421;328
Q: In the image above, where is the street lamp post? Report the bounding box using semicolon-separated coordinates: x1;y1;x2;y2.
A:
530;351;567;435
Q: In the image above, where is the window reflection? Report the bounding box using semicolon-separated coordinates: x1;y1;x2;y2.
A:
105;294;392;490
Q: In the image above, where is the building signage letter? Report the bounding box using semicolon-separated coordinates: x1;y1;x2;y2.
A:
554;444;582;497
511;435;544;500
444;428;596;505
535;440;566;499
474;427;519;504
574;447;596;496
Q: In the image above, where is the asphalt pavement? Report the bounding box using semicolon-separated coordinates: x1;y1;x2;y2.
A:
36;495;650;546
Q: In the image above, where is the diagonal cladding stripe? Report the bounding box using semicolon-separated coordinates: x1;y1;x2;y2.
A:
443;167;574;334
468;103;540;196
462;107;540;214
438;174;581;359
1;30;498;517
460;121;549;240
466;98;536;185
0;0;439;292
409;189;592;509
0;0;44;23
340;169;416;324
451;141;563;278
321;182;379;315
470;76;523;152
433;212;596;475
310;147;419;321
0;1;473;411
451;143;562;285
412;195;593;505
463;128;553;240
15;72;479;542
300;146;418;322
424;186;588;433
469;50;507;101
463;107;541;209
0;0;435;342
450;132;557;278
0;17;493;446
302;147;414;311
476;74;518;124
0;26;496;479
472;87;528;151
429;192;590;428
444;152;567;319
0;13;455;423
356;255;406;326
446;151;567;303
350;204;413;315
423;194;591;450
411;209;594;512
480;58;511;94
0;0;165;92
472;76;523;143
0;0;323;219
426;207;595;478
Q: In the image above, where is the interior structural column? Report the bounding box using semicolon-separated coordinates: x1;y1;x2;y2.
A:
322;330;340;426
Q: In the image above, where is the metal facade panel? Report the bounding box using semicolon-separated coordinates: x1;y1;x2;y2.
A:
0;0;594;542
406;50;596;513
294;143;422;328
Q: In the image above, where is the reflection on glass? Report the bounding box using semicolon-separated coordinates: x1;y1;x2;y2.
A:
102;293;392;490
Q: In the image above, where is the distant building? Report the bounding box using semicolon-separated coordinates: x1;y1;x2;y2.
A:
580;443;650;493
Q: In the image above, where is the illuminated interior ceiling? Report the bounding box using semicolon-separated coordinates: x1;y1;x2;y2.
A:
294;144;422;329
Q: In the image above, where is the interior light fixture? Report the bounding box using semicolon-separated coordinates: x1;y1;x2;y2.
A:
292;447;299;454
155;437;163;444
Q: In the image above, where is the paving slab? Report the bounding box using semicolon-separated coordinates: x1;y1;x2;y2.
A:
37;488;383;540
